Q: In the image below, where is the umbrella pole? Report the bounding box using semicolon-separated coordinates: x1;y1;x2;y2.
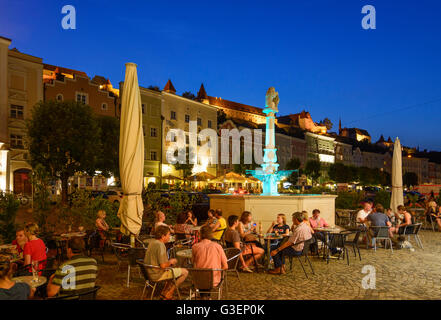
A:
130;234;135;248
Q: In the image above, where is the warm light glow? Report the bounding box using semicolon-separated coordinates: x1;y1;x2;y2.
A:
107;176;115;186
162;164;173;174
319;154;335;163
0;145;7;192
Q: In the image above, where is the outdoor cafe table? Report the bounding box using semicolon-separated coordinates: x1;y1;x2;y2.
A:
314;226;345;260
175;249;192;267
12;276;47;288
258;233;284;270
60;232;87;239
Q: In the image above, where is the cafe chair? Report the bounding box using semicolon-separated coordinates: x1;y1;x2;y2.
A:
137;260;181;300
341;229;362;261
47;286;101;300
402;223;423;249
187;268;225;300
370;226;393;253
223;247;243;295
288;238;315;278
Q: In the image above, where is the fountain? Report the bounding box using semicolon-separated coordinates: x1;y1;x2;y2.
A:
208;87;337;230
246;87;294;196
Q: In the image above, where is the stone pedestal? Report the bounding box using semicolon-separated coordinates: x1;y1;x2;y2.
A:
208;194;337;232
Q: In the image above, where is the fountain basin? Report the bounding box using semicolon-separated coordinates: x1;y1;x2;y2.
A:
208;194;337;231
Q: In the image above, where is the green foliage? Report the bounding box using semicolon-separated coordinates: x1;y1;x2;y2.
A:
375;190;391;209
403;172;418;187
95;116;120;179
335;191;364;210
182;91;196;100
27;100;101;204
217;109;227;125
328;163;354;183
305;160;322;184
68;189;120;229
303;186;334;194
0;193;20;243
31;164;54;233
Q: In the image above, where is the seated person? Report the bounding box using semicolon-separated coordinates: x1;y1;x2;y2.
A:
211;209;226;241
390;205;415;236
153;211;174;233
192;225;228;288
47;237;98;298
95;210;109;248
174;212;192;240
238;211;256;240
144;226;188;300
23;223;47;274
269;211;312;275
224;215;264;273
309;209;329;229
357;202;372;227
0;260;35;300
12;227;28;257
431;206;441;230
367;204;392;238
266;214;290;252
204;209;217;227
185;210;198;226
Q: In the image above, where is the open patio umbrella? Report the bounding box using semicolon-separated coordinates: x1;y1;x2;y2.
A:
162;174;183;181
390;137;404;213
117;63;144;241
187;171;216;182
212;172;247;183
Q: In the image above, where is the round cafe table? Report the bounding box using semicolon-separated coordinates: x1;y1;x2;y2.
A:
12;276;47;288
314;226;344;260
0;244;16;251
176;249;192;267
260;233;283;270
60;232;87;239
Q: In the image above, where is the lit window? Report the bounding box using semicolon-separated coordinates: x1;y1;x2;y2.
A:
10;134;24;149
10;105;24;119
150;127;157;137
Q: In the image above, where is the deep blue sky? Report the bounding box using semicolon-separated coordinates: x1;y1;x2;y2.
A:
1;0;441;150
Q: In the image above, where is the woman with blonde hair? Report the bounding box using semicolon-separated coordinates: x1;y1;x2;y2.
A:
96;210;109;248
23;223;47;273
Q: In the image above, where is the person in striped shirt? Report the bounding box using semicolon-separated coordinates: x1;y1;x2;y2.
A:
46;237;97;297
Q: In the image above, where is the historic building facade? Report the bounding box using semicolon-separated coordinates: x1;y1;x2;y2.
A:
0;37;43;195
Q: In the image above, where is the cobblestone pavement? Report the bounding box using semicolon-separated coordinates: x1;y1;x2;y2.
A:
94;230;441;300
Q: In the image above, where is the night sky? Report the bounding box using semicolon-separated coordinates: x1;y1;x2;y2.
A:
1;0;441;150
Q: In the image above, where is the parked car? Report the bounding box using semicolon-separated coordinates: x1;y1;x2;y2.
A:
105;190;123;204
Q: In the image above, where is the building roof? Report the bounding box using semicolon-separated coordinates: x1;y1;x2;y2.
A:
208;96;265;116
43;63;88;78
277;111;313;127
163;79;176;93
196;83;208;101
342;127;371;137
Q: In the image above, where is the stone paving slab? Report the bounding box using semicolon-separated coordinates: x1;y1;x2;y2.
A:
94;230;441;300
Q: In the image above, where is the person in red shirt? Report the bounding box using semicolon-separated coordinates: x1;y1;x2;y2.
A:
12;227;28;256
23;223;47;273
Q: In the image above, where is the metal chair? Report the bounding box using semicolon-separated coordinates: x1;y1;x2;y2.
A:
213;228;227;247
187;268;225;300
48;286;101;300
288;238;315;278
370;226;393;253
341;229;362;261
110;242;131;272
223;247;242;295
402;223;423;249
326;232;350;265
137;260;181;300
127;247;148;287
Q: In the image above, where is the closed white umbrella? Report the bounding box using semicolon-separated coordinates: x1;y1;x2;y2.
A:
117;63;144;241
390;137;404;213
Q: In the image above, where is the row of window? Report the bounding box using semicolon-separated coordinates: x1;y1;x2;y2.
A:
171;111;213;128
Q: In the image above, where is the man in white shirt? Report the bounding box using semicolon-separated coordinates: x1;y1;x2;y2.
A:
357;201;372;225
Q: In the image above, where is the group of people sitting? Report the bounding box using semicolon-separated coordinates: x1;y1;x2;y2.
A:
356;201;416;243
0;221;100;300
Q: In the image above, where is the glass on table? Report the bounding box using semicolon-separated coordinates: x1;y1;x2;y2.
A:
31;260;39;282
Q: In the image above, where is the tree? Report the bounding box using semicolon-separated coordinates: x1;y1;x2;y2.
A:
148;85;160;92
320;118;333;130
286;157;301;185
403;172;418;187
305;160;321;185
27;100;101;205
217;109;227;126
182;91;196;100
95;116;120;179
